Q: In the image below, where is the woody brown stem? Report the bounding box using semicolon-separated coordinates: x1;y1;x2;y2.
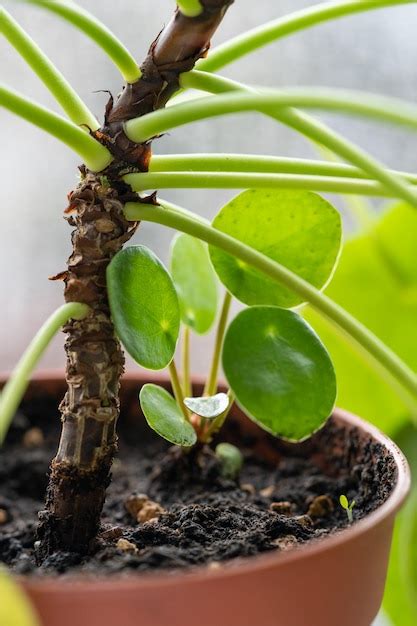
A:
38;0;233;558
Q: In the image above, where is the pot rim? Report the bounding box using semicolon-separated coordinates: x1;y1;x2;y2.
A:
3;369;410;592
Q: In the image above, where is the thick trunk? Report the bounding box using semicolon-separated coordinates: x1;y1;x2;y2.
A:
38;0;233;558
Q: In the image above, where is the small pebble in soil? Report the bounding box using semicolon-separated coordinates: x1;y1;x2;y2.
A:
116;538;138;554
22;427;44;448
124;494;165;523
307;495;334;520
0;508;8;524
270;501;293;516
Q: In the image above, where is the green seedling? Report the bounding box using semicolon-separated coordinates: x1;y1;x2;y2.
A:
215;443;244;481
0;0;416;565
339;495;356;523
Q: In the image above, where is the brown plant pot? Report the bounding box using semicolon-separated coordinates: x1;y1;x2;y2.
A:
3;372;410;626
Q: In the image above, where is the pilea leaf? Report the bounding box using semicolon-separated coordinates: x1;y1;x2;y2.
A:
184;393;229;419
170;233;218;334
140;384;197;447
209;189;341;308
107;246;180;370
222;306;336;441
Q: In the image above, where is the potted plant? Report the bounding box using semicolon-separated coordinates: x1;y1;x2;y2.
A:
0;1;415;625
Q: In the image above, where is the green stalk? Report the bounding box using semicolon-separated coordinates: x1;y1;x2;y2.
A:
0;8;98;129
0;303;90;444
204;291;232;397
21;0;140;83
198;0;417;72
181;326;192;397
124;200;417;413
150;153;417;183
176;72;417;206
125;170;404;197
169;359;190;421
177;0;203;17
125;86;417;208
0;84;113;172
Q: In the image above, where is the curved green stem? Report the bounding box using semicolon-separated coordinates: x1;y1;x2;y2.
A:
176;73;417;206
21;0;140;83
150;153;417;183
125;170;404;197
177;0;203;17
198;0;417;72
125;83;417;205
181;326;192;397
204;291;232;397
169;359;190;421
0;84;113;172
0;303;90;444
0;8;98;129
124;200;417;414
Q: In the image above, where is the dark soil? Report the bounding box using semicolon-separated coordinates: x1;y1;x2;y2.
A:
0;381;397;578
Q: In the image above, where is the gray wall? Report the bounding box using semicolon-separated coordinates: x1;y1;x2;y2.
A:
1;0;417;376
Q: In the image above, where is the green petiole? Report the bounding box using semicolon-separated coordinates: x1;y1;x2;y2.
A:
0;84;113;172
149;153;417;184
0;8;98;129
0;303;90;444
21;0;141;83
198;0;417;72
177;0;204;17
124;170;413;198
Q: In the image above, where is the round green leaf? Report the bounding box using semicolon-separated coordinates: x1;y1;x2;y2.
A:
339;495;349;510
170;233;218;334
140;384;197;447
107;246;180;370
222;306;336;441
209;189;341;308
184;393;229;419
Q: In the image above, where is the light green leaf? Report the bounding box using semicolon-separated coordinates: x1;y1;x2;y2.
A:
139;384;197;447
304;202;417;434
170;233;218;334
339;494;349;510
184;393;229;419
107;246;180;370
222;306;336;441
0;568;40;626
209;189;341;308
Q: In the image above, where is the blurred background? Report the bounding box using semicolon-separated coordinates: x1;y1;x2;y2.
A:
2;3;417;623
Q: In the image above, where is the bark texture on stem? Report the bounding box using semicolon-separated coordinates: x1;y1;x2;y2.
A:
101;0;234;164
38;171;139;557
38;0;233;558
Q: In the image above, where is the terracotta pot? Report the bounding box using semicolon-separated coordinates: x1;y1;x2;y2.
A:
3;372;410;626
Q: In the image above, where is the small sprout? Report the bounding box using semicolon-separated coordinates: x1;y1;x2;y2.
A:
184;393;229;420
339;494;356;523
215;443;243;480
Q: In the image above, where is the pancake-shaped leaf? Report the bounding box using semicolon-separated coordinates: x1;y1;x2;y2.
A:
209;189;341;308
184;393;229;419
140;384;197;447
222;306;336;441
170;233;218;334
107;246;180;370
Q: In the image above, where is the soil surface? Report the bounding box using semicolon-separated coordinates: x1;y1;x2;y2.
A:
0;384;397;578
